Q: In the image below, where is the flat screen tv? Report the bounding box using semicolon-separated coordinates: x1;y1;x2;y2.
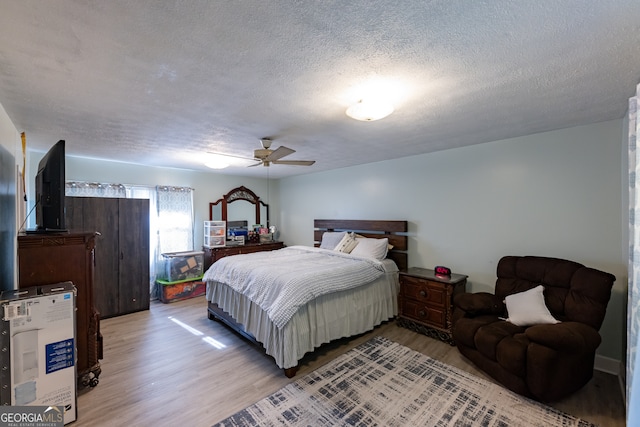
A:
33;139;66;232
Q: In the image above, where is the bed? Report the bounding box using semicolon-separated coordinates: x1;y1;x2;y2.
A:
205;219;408;377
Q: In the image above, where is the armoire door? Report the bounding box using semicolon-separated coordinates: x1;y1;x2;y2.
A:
66;197;119;317
118;198;150;314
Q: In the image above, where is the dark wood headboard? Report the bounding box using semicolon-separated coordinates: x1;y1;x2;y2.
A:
314;219;408;271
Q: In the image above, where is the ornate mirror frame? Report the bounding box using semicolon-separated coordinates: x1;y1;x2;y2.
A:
209;185;269;225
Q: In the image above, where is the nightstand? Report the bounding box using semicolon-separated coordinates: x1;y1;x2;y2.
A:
398;267;467;345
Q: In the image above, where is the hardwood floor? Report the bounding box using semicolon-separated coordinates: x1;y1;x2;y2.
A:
74;296;626;426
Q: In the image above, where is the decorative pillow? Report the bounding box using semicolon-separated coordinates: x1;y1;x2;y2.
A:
504;285;559;327
350;237;389;260
334;233;359;253
319;232;347;250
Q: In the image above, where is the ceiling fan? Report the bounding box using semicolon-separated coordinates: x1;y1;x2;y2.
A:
250;138;315;167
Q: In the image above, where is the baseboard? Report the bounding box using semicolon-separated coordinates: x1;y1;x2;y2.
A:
594;354;621;375
594;354;626;409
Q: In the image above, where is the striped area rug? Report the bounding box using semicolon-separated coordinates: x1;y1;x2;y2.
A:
213;336;597;427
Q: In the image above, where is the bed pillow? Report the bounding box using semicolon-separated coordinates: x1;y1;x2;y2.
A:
350;237;389;260
354;233;394;251
334;233;359;253
319;232;347;250
504;285;559;327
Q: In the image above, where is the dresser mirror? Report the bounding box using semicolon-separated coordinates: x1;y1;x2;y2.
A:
209;186;269;227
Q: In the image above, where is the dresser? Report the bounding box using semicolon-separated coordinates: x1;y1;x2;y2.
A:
202;241;285;270
17;232;102;387
398;267;467;344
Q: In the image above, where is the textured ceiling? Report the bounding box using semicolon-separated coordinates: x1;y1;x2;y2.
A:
1;1;639;178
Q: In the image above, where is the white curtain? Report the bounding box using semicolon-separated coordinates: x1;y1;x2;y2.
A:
66;181;126;198
628;83;640;424
155;185;194;252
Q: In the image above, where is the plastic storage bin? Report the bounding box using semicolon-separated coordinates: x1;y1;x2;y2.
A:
161;250;204;281
156;276;206;303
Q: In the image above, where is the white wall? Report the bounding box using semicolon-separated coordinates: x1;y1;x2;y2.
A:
0;102;20;289
0;103;19;158
278;119;627;361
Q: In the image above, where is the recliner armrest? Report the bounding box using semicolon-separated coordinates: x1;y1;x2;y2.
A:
453;292;505;316
524;322;601;352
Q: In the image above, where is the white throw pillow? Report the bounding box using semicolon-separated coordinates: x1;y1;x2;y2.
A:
319;232;347;250
504;285;559;327
350;237;389;260
334;233;359;253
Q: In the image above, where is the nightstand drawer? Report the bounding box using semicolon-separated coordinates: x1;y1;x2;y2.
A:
400;299;446;327
400;276;446;307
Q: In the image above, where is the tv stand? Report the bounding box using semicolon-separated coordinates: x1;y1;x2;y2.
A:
17;232;102;388
23;228;69;234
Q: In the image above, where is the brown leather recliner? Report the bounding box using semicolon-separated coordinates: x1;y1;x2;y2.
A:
452;255;616;402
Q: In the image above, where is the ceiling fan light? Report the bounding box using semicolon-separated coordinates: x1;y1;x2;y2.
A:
346;100;394;121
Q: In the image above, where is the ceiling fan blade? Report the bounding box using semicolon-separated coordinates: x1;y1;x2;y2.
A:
265;146;295;162
207;151;255;161
272;160;316;166
247;160;263;167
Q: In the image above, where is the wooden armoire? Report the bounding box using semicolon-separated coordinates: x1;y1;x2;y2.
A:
65;197;150;318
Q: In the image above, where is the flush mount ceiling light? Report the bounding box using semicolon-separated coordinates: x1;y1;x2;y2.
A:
343;75;406;121
346;99;395;121
204;153;231;169
204;159;230;169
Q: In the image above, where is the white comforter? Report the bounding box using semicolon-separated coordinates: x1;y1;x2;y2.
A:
203;245;385;328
